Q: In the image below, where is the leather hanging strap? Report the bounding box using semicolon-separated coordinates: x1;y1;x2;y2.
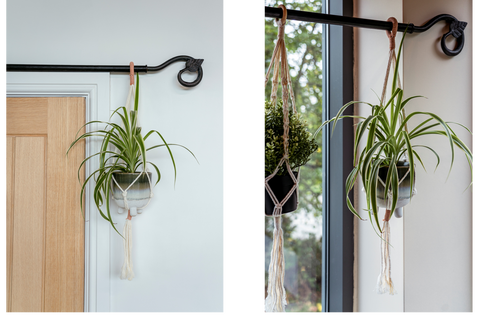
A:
130;61;134;86
386;17;398;51
125;62;136;113
380;17;399;106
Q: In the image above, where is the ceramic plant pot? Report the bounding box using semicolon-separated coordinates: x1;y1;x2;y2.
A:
376;161;415;217
111;172;152;216
265;171;299;216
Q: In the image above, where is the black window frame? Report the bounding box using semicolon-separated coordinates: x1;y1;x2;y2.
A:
321;0;355;312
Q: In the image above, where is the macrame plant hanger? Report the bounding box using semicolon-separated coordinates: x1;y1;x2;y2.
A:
375;18;416;295
112;62;154;281
264;5;300;312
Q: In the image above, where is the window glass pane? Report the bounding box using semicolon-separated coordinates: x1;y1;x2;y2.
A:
265;0;323;312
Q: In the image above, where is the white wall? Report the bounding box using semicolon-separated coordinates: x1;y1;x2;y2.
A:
355;0;472;312
403;0;472;312
7;0;223;312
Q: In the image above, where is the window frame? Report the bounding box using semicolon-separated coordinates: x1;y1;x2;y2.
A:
321;0;355;312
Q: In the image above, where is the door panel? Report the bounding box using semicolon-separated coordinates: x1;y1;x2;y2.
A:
6;98;48;135
6;97;85;312
6;137;13;311
10;137;46;312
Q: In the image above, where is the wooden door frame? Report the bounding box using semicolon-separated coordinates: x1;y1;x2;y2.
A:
7;72;111;312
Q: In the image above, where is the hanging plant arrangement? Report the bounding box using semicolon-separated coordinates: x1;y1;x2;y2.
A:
67;63;196;280
320;19;472;294
264;5;319;312
265;99;318;215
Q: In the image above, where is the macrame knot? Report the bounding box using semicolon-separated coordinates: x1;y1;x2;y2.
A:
122;191;128;198
273;205;282;217
386;190;394;210
277;25;286;38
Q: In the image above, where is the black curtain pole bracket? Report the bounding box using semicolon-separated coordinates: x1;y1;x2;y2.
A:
265;6;467;57
6;55;204;88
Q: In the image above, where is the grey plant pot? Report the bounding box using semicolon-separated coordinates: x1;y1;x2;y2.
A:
376;162;415;215
111;172;152;216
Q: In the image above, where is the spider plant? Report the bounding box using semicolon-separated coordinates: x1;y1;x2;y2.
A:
67;73;196;236
320;30;472;235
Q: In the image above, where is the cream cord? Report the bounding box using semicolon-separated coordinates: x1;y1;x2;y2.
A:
264;5;298;312
120;218;135;280
265;216;287;312
376;218;396;294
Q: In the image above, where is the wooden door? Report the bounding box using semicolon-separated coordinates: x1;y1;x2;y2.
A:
6;97;85;312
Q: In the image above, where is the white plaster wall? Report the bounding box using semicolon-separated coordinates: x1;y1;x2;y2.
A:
355;0;472;312
7;0;223;312
403;0;472;312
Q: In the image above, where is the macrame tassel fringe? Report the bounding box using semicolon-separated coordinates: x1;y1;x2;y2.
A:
376;217;396;295
120;218;135;281
265;216;287;312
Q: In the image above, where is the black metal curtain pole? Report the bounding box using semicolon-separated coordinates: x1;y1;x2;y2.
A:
265;6;467;56
6;55;204;87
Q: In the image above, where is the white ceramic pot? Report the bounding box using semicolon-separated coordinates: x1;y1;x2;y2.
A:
111;172;152;216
